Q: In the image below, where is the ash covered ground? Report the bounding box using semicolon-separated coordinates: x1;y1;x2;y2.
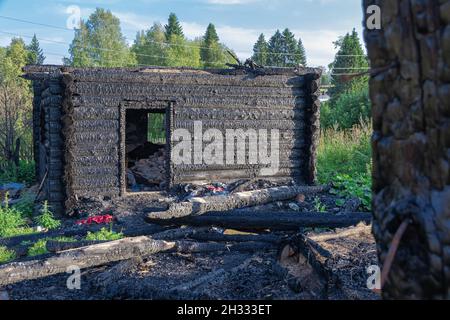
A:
1;180;379;300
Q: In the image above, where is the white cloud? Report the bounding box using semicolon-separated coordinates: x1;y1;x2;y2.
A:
113;11;153;31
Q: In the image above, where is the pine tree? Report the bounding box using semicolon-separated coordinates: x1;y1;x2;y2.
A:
329;28;368;99
296;38;307;66
281;28;299;67
252;34;268;66
200;23;231;68
165;13;184;39
26;34;45;65
267;30;284;67
203;23;219;45
66;8;136;67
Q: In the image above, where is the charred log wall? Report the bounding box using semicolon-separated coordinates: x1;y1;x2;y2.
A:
24;66;321;215
25;68;65;215
364;0;450;299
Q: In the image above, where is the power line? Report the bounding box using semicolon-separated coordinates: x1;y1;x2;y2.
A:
4;30;369;70
0;15;72;31
44;51;151;67
0;30;172;61
1;29;369;69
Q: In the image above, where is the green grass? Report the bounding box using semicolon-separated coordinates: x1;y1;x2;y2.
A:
85;227;123;241
0;246;16;263
27;238;49;256
317;122;372;211
34;201;61;230
12;192;35;218
147;112;166;144
0;193;34;237
313;197;327;213
27;236;77;257
0;160;35;186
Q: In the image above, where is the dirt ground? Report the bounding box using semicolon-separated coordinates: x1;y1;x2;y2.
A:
5;225;379;300
1;182;379;300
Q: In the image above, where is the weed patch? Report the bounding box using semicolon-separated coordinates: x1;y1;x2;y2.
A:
317;122;372;211
35;201;61;230
0;246;16;263
0;193;34;237
85;227;123;241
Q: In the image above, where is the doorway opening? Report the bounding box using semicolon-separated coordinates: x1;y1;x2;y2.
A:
125;108;167;192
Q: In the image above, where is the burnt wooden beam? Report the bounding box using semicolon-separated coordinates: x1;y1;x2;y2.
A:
146;210;372;231
0;236;175;286
148;185;330;220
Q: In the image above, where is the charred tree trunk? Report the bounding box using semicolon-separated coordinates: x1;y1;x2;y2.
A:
364;0;450;299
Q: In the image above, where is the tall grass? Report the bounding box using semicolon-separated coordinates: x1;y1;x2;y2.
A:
317;121;372;183
317;121;372;210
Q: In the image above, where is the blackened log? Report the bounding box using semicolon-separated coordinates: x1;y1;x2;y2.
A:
46;240;107;253
148;185;330;220
150;227;211;241
147;210;372;231
188;231;283;244
0;236;175;286
45;227;209;253
174;240;277;254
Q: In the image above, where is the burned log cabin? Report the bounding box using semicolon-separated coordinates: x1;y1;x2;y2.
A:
23;65;322;215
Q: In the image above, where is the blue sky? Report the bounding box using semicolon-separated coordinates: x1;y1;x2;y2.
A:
0;0;365;67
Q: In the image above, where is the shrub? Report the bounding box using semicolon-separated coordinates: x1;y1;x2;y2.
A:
317;122;372;211
0;161;35;186
34;201;61;230
12;192;35;218
317;122;372;183
28;239;48;256
0;192;33;237
27;236;77;257
321;83;370;130
85;227;123;241
0;246;16;263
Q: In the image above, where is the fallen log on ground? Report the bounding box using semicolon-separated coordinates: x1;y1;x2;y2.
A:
277;223;378;300
146;210;372;231
150;227;211;241
174;240;277;254
46;227;211;253
46;240;107;253
188;231;283;244
148;185;330;220
46;228;280;254
0;236;175;286
308;223;370;242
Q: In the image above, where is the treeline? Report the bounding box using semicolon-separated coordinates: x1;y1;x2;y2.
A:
321;29;370;129
65;8;309;69
65;9;235;68
251;29;307;67
0;36;45;182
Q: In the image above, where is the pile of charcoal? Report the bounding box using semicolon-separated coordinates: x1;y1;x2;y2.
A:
127;148;166;191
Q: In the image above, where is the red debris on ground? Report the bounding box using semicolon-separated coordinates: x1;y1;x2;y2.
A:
76;214;114;225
